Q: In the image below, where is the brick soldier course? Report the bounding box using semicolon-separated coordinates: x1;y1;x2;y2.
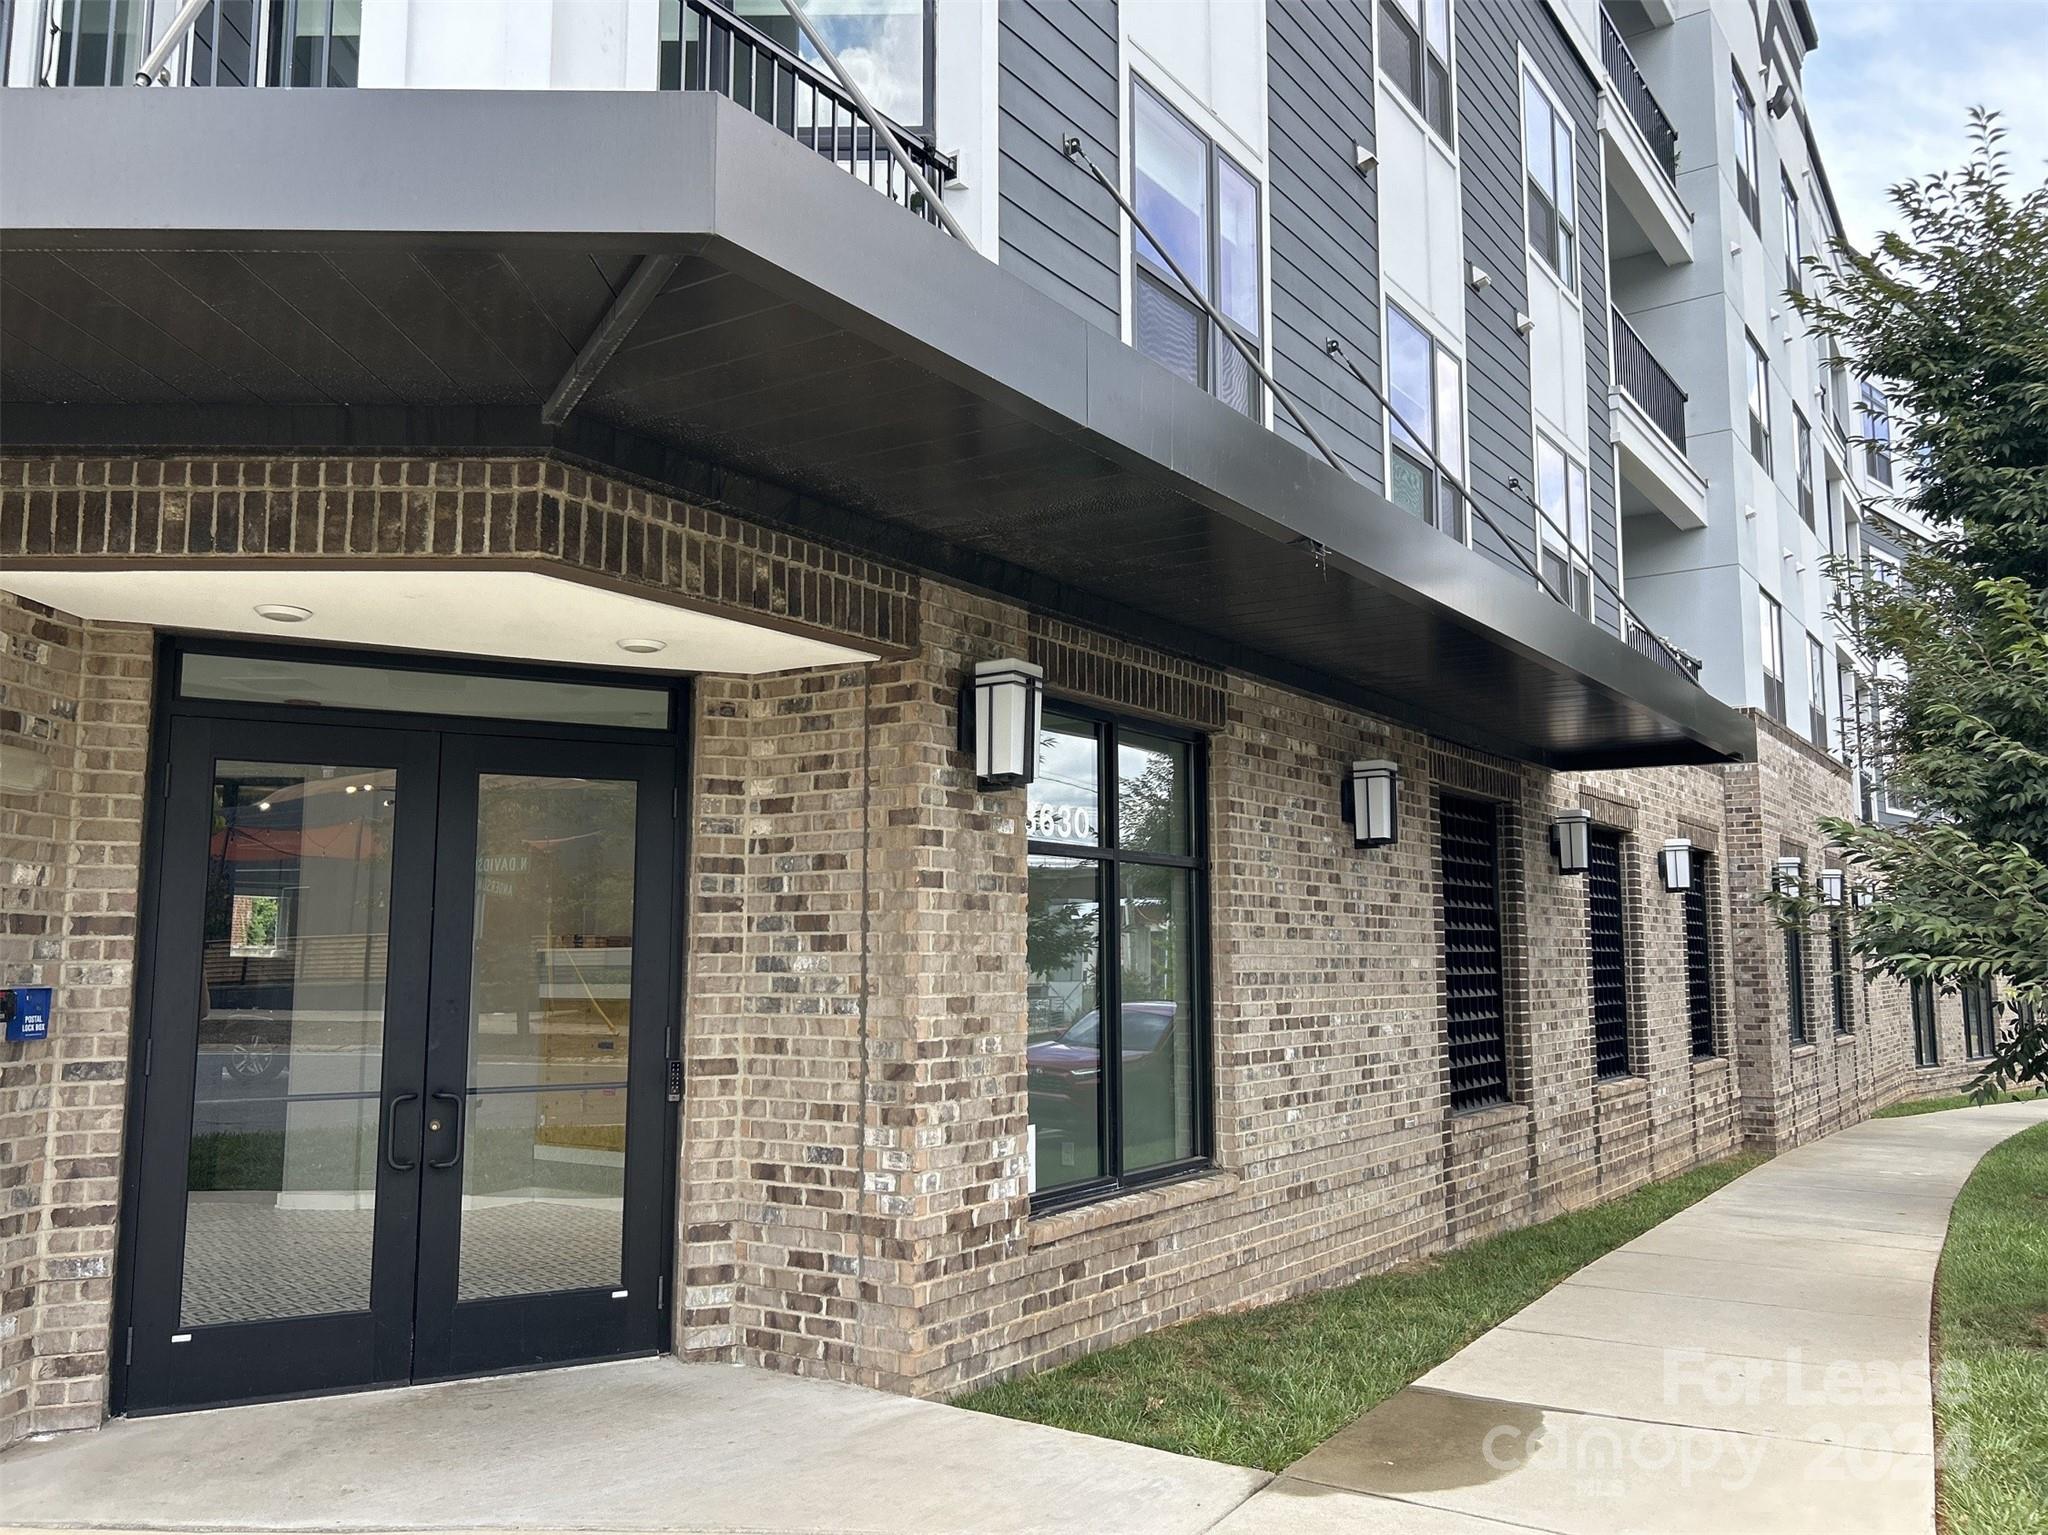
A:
0;453;1988;1447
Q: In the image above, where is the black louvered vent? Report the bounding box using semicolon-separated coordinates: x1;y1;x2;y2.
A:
1785;927;1809;1044
1587;827;1630;1079
1683;858;1715;1057
1441;795;1508;1112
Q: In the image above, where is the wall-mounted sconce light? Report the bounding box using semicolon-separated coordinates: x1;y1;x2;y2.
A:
959;659;1043;790
1342;759;1400;848
1658;839;1695;893
1730;241;1743;256
1467;262;1492;292
1818;869;1846;906
1514;312;1535;338
1773;856;1804;899
1743;503;1758;521
1852;883;1876;909
1551;809;1592;876
1353;143;1377;175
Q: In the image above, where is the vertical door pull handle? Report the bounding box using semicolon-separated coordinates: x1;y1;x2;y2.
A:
385;1092;421;1172
427;1090;465;1169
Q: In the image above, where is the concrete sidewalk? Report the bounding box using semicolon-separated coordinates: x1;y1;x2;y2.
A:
5;1099;2040;1535
1213;1097;2048;1535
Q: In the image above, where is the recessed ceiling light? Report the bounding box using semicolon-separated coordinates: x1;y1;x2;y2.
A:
617;638;667;655
254;604;313;623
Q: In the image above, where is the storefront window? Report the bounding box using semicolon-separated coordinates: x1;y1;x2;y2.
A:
1026;708;1207;1207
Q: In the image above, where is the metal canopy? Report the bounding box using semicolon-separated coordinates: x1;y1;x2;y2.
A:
0;87;1753;769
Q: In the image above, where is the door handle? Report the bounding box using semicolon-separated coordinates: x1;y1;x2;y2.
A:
385;1092;420;1172
428;1090;465;1170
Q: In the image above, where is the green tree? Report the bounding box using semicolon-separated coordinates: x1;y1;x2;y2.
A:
1792;111;2048;1092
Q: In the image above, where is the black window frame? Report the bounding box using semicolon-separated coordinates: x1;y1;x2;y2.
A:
1859;380;1894;487
1440;793;1511;1114
1782;169;1803;295
1911;978;1940;1068
1795;407;1815;529
1129;76;1266;421
1683;852;1718;1059
1807;632;1828;749
1746;330;1773;472
1026;700;1212;1215
1759;588;1786;724
1961;983;1996;1061
1378;0;1454;144
1785;923;1810;1046
1829;914;1852;1034
1733;63;1761;230
1587;825;1633;1080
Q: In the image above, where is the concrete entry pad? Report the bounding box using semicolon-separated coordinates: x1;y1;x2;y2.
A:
0;1358;1268;1535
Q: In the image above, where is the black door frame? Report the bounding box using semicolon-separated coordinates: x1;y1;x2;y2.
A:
111;636;689;1416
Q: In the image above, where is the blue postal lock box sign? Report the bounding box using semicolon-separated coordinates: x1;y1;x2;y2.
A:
3;986;52;1043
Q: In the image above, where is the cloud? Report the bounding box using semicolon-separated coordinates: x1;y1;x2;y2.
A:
1804;0;2048;250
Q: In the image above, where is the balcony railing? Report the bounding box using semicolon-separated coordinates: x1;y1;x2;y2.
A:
1600;9;1679;187
1626;616;1704;682
51;0;955;229
1612;308;1687;451
662;0;955;228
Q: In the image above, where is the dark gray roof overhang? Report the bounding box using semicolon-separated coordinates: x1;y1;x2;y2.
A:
0;87;1753;770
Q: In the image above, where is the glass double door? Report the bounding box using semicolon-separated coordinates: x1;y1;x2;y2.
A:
127;716;676;1413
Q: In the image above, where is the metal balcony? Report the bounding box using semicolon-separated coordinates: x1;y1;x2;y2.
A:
20;0;955;229
1612;308;1687;451
1600;10;1679;188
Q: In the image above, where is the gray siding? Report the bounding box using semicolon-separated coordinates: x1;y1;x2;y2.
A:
1456;0;1538;582
996;0;1122;334
1456;0;1621;634
1266;0;1382;480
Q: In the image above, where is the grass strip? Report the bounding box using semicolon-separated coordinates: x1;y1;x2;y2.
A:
1877;1089;2044;1119
958;1151;1767;1471
1934;1119;2048;1534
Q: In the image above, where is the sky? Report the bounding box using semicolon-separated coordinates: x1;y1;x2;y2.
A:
1801;0;2048;251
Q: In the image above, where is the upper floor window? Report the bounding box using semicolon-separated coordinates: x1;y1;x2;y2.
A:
1733;64;1761;229
1536;434;1593;619
1759;588;1786;722
1380;0;1454;143
1858;381;1894;487
1746;331;1773;471
1807;632;1828;748
1027;707;1209;1208
1781;171;1803;294
721;0;931;132
1131;80;1264;419
1523;68;1576;286
1385;303;1468;542
1795;408;1815;529
1836;660;1857;760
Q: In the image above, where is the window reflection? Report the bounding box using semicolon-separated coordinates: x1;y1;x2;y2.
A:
180;761;395;1326
1027;858;1104;1193
732;0;931;129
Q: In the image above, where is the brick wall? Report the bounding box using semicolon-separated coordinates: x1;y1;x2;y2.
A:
0;452;1950;1438
0;596;153;1446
